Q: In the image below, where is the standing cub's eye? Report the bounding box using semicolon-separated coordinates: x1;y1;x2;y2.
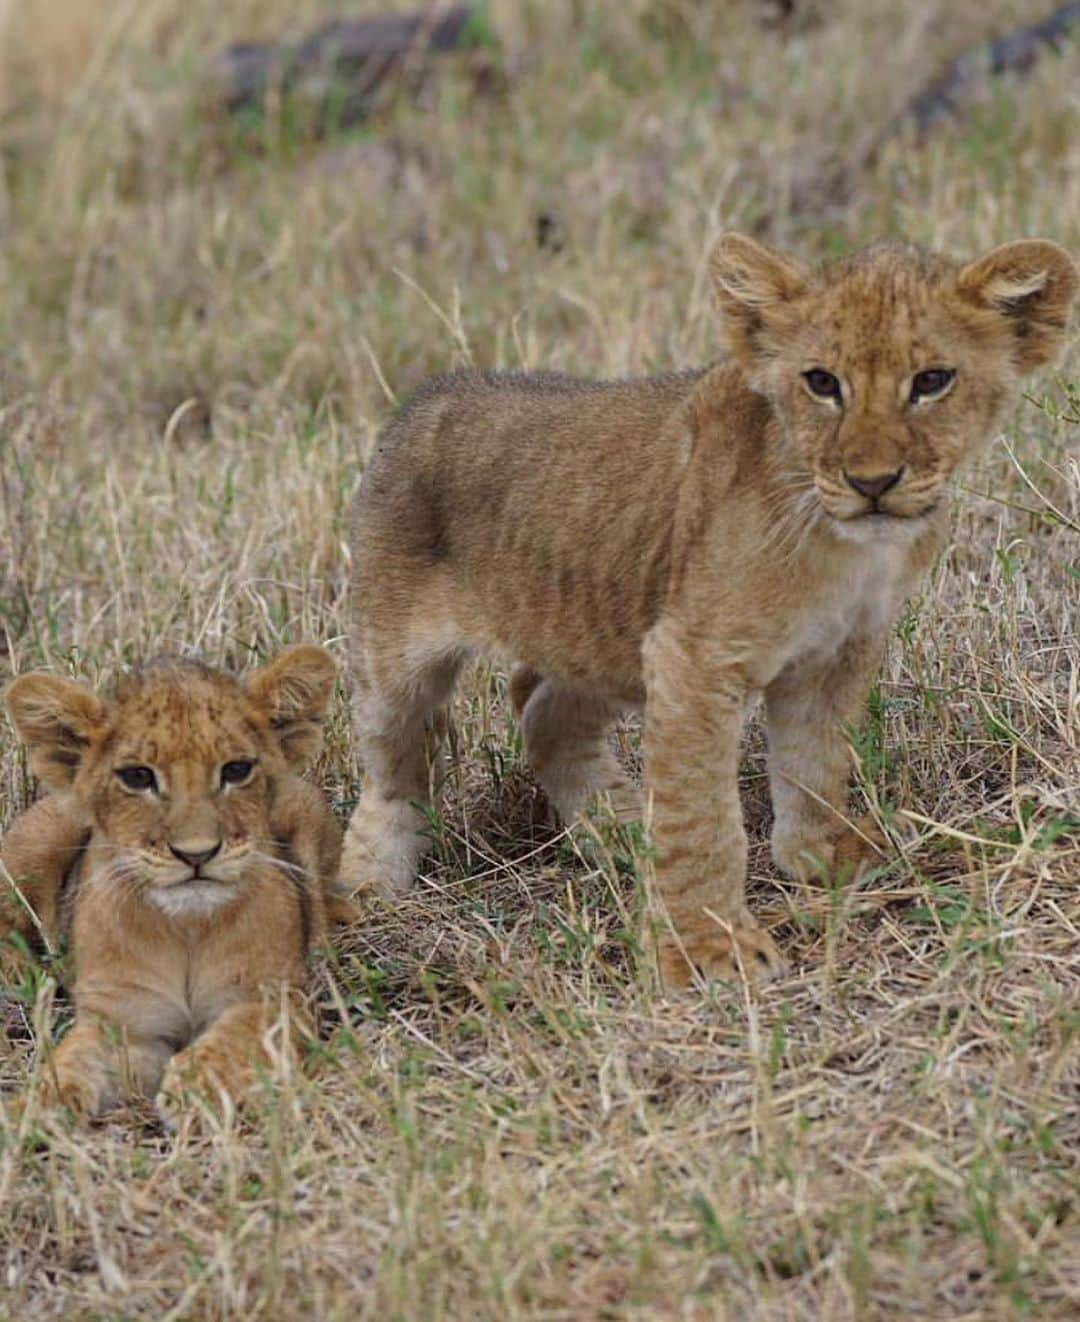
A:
803;369;843;403
221;760;255;787
910;368;955;402
116;766;157;793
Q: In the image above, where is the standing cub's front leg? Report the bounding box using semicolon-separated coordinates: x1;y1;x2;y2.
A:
643;623;784;990
766;632;890;884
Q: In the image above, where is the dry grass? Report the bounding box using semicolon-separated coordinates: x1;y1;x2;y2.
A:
1;1;1078;1317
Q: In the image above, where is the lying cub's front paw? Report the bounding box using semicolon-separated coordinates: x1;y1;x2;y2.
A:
39;1071;108;1120
657;919;787;991
156;1051;254;1130
772;816;889;884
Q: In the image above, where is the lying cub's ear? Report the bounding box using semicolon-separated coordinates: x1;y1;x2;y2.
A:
5;674;107;789
958;239;1079;372
246;645;338;769
709;233;810;364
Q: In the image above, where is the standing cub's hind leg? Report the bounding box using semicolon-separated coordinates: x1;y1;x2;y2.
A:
341;648;461;900
512;667;640;825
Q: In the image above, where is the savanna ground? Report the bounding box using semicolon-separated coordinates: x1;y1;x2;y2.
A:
0;1;1078;1317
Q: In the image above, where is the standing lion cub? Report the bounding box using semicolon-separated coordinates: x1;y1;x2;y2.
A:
1;646;344;1121
339;234;1077;988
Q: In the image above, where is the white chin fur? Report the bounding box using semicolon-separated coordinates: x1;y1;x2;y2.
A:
829;515;926;546
148;879;236;918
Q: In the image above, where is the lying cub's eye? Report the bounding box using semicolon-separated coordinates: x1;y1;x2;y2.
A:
803;369;843;403
221;760;255;787
910;368;955;402
116;766;157;793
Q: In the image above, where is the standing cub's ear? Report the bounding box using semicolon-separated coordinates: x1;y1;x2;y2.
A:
958;239;1079;372
245;645;338;769
709;232;811;364
5;675;107;789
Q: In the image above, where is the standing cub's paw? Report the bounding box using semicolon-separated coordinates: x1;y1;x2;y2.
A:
772;816;890;884
656;914;787;991
338;797;427;900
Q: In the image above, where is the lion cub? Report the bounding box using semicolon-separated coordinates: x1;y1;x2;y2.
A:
1;646;344;1121
339;234;1077;989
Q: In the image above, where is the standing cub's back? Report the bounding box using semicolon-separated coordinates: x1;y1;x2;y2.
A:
352;369;710;692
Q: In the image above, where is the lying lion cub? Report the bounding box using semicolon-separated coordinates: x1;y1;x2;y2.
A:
1;646;344;1121
340;233;1077;988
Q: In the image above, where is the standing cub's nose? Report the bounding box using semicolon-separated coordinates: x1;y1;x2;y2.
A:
169;842;222;870
844;468;904;499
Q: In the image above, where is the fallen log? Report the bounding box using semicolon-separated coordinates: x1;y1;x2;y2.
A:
215;6;478;118
890;1;1080;140
785;2;1080;224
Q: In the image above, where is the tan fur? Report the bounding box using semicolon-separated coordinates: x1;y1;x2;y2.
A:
1;646;345;1122
339;234;1078;989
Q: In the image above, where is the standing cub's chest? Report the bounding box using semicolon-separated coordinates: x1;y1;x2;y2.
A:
763;531;925;684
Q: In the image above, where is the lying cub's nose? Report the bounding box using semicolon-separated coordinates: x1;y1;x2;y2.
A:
169;842;221;870
844;468;904;500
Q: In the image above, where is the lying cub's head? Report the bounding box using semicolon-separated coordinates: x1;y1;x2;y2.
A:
711;233;1078;538
5;647;337;914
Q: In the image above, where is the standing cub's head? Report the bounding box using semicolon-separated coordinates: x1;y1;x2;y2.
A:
710;233;1078;538
5;647;337;915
